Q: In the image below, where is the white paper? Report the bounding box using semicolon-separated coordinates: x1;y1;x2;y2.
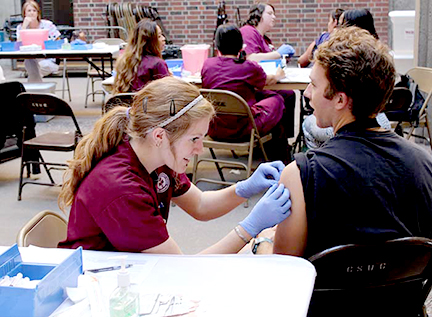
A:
283;68;312;83
259;61;277;75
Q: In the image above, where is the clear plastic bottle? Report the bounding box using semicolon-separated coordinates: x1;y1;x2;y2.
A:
61;38;71;50
109;256;140;317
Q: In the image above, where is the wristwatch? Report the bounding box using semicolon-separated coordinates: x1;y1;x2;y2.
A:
251;237;274;254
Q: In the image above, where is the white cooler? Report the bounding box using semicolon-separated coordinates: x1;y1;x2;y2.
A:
389;10;415;74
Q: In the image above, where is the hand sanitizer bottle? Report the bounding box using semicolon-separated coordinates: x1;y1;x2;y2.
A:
109;256;140;317
61;38;71;50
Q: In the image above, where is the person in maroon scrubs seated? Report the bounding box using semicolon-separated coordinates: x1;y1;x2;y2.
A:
202;24;291;163
58;76;291;254
113;18;169;94
240;3;296;138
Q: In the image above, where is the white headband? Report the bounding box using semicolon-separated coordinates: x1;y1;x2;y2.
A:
146;95;203;133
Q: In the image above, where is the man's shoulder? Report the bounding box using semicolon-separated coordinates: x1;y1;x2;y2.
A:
306;131;432;165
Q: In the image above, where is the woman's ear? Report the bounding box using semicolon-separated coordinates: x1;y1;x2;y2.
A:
151;127;165;148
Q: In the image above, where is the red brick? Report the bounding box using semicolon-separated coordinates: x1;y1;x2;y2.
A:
72;0;390;47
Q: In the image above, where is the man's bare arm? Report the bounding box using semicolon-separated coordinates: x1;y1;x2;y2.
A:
273;161;308;256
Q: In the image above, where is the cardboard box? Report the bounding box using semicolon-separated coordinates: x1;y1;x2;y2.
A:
0;244;83;317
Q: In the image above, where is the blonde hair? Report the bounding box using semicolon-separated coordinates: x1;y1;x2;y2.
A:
113;19;163;94
58;77;215;212
22;0;41;22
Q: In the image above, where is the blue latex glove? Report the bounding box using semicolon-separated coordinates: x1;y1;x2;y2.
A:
277;44;295;57
235;161;285;199
239;183;291;237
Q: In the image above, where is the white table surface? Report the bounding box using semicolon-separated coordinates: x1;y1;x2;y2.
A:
0;246;316;317
0;45;120;59
101;67;311;93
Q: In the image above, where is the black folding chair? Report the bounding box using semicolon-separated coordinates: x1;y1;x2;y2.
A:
16;93;83;201
383;86;413;136
308;237;432;317
0;81;34;165
104;93;135;114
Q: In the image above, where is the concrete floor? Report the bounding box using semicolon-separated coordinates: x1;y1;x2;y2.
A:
0;60;267;254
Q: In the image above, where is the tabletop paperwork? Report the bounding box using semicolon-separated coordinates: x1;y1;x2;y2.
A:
0;245;317;317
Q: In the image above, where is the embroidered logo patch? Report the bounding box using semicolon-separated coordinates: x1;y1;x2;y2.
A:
156;172;170;193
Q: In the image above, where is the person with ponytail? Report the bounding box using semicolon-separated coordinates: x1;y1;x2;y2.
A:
113;19;169;94
201;24;291;163
298;8;345;68
58;76;291;254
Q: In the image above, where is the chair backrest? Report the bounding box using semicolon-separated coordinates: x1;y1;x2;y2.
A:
0;82;28;163
308;237;432;316
406;67;432;116
384;87;413;112
16;210;68;248
200;88;263;138
16;92;82;136
93;38;126;46
0;81;27;140
104;93;135;113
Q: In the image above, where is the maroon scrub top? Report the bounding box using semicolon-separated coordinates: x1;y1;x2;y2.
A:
58;140;191;252
240;25;272;55
131;55;170;92
201;56;284;140
202;56;266;106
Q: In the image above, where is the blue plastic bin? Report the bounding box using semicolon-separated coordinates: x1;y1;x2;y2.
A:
0;41;22;52
0;244;83;317
166;59;183;77
71;44;93;50
44;40;62;50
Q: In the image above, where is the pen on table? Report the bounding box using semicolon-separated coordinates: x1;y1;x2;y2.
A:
85;264;133;273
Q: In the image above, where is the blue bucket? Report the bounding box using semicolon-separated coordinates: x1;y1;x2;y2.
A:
44;40;62;50
0;41;21;51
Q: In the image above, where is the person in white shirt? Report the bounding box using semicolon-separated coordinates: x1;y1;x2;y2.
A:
17;0;61;82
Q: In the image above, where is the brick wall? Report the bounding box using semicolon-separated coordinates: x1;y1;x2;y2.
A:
73;0;389;55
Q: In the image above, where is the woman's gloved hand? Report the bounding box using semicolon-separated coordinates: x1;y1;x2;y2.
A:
277;44;295;57
239;183;291;237
235;161;285;199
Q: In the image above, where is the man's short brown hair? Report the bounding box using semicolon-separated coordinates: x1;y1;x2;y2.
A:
313;26;396;121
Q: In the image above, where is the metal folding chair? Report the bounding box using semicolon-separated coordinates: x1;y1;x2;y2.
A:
16;93;82;200
192;89;272;188
16;210;67;247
